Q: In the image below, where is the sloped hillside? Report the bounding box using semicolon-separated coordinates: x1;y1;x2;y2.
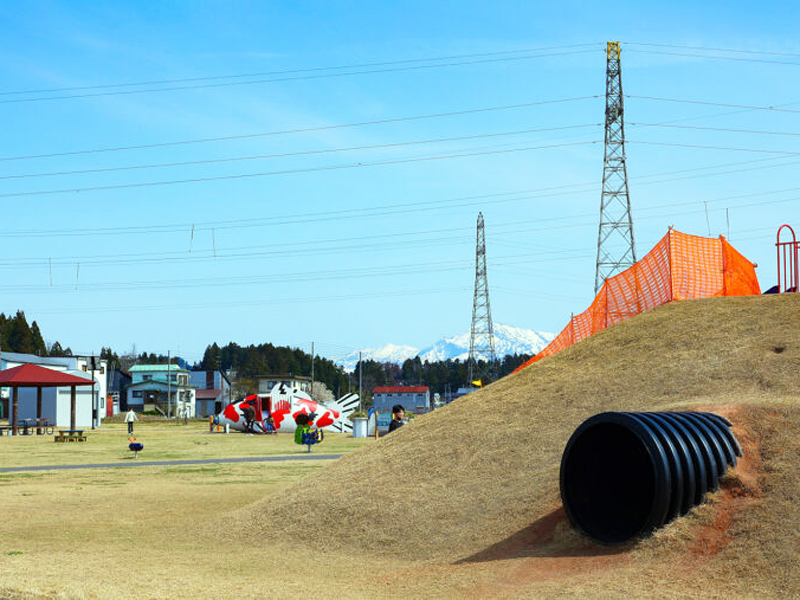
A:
229;294;799;593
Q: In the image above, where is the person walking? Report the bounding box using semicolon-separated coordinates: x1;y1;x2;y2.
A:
124;409;138;434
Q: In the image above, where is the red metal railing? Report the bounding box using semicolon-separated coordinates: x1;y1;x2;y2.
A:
776;224;799;293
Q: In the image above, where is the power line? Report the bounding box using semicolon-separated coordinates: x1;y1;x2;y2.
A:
0;140;601;199
0;48;599;105
0;96;600;162
5;197;792;297
25;286;474;315
0;124;599;181
629;122;800;137
3;186;797;271
629;140;800;155
1;152;797;243
624;41;800;59
0;248;605;293
1;43;601;97
626;94;800;114
3;90;785;168
623;47;800;68
0;184;595;238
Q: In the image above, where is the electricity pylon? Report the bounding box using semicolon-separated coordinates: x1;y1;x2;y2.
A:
595;41;636;294
468;212;497;384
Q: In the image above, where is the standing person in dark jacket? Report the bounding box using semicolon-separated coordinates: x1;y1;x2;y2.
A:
388;404;405;433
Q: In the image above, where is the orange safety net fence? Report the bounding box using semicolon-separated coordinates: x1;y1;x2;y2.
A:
513;229;760;373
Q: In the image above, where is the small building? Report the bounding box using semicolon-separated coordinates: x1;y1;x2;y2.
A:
257;374;312;395
127;364;196;417
372;385;430;414
190;370;232;417
0;352;107;427
108;368;132;413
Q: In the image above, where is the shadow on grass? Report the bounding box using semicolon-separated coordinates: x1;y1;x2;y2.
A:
456;507;632;564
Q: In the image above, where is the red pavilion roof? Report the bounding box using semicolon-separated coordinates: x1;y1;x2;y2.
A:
0;363;95;387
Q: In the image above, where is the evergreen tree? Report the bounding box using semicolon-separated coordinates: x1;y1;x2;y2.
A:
30;321;47;356
201;343;221;370
100;347;121;370
8;311;36;354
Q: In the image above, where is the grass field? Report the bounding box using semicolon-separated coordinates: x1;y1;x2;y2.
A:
0;421;371;469
0;424;373;599
1;294;798;598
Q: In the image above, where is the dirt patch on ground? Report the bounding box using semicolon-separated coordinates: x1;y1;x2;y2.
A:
684;405;763;559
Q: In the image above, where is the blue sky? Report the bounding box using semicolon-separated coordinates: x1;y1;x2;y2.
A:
1;1;799;364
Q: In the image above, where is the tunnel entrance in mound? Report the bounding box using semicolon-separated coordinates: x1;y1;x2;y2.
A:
562;423;656;544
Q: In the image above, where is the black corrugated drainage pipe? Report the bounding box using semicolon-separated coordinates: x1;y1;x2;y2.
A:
559;411;742;544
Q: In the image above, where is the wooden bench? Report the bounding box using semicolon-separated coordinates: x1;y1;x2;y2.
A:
54;429;87;443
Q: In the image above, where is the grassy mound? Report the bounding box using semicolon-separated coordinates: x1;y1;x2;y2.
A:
230;294;799;590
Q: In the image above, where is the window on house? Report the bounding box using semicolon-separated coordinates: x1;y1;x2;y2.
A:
133;391;143;398
143;375;152;381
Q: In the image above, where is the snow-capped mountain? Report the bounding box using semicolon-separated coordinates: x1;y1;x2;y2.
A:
335;324;554;370
418;323;554;363
337;343;420;371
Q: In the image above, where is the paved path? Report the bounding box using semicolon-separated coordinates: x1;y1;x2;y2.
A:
0;454;343;473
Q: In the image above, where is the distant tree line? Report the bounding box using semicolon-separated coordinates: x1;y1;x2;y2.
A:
353;353;531;404
199;342;351;398
0;311;72;357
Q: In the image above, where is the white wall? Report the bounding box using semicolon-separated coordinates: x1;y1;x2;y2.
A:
15;387;95;428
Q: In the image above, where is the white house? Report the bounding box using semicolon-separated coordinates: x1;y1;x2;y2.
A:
0;352;107;428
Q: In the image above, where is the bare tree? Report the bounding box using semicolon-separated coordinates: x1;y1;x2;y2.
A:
310;381;334;404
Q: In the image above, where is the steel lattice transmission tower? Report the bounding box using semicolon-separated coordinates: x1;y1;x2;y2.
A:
468;212;497;384
595;41;636;294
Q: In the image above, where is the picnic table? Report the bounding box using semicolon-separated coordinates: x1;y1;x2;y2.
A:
0;420;55;436
54;429;87;442
22;419;55;435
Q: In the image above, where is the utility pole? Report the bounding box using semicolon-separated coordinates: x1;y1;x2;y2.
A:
595;41;636;294
167;350;172;418
90;355;97;430
468;212;497;385
310;342;315;399
358;351;362;413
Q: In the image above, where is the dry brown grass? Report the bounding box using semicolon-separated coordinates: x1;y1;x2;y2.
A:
227;294;799;596
1;293;798;598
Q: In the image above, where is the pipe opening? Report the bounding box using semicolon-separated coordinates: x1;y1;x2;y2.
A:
562;422;656;544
